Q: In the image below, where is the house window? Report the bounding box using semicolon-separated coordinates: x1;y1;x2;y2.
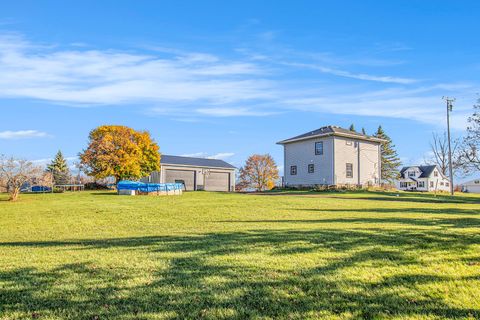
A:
308;164;314;173
418;181;425;188
440;182;444;186
434;171;438;177
290;166;297;175
346;140;352;146
408;171;415;177
430;181;434;188
446;182;449;187
315;142;323;155
400;182;407;188
475;180;479;184
346;163;353;178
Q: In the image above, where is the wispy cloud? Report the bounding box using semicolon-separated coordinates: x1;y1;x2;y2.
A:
207;152;235;160
31;156;78;172
0;33;475;129
0;130;49;139
282;62;417;84
282;85;475;130
0;34;272;106
196;107;277;117
179;152;234;160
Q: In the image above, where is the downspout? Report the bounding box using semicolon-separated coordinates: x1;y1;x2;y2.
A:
332;137;335;186
283;145;286;187
378;143;382;186
357;141;361;186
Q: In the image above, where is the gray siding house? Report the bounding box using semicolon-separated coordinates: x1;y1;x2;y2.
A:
143;155;236;191
277;126;384;187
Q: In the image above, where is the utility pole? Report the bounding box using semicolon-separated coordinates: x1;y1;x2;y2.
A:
443;96;455;196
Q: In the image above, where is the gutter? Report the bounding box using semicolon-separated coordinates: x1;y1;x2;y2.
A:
277;132;386;145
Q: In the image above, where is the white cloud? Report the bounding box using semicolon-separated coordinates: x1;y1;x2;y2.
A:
179;152;234;160
31;156;78;170
282;62;417;84
0;130;49;139
207;152;235;160
0;34;272;106
282;85;475;130
195;107;276;117
180;152;208;158
0;33;476;130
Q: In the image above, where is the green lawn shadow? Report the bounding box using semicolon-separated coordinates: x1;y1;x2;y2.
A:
1;228;480;319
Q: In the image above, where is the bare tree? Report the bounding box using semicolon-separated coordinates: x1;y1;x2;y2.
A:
0;155;42;201
429;132;461;176
459;101;480;173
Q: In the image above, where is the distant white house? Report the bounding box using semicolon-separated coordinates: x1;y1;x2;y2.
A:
461;179;480;193
397;165;450;192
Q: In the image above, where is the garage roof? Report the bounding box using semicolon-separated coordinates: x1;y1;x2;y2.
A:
160;155;236;169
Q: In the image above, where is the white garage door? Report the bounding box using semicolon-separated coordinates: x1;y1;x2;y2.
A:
205;172;230;191
466;185;480;193
165;169;195;190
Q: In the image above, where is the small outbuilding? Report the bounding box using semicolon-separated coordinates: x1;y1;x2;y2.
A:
462;179;480;193
142;155;236;192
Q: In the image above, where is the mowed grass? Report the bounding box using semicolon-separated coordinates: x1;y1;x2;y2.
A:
1;191;480;320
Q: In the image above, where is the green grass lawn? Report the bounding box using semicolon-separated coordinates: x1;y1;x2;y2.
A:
1;191;480;320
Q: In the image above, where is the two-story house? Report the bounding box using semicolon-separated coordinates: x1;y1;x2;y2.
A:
277;125;385;187
397;165;450;192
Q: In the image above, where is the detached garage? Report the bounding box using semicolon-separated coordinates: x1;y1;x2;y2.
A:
143;155;236;192
462;179;480;193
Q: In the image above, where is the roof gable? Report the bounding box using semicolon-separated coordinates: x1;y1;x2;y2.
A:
400;165;441;178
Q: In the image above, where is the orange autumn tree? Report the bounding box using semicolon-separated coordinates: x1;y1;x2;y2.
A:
79;125;160;182
238;154;279;191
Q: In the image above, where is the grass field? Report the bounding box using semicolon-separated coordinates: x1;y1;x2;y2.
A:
1;190;480;320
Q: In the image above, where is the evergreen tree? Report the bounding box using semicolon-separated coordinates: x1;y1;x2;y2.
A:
361;127;367;135
373;126;402;183
349;124;356;132
47;150;70;185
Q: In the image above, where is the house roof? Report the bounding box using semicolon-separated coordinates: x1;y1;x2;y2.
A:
400;165;440;178
160;155;236;169
276;125;386;144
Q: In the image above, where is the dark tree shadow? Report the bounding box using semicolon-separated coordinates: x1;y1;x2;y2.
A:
218;217;480;229
256;190;480;204
1;228;480;319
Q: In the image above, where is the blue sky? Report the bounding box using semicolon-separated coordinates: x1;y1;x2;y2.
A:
0;1;479;180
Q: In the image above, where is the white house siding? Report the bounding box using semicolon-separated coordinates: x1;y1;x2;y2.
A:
284;136;335;186
423;167;450;192
426;174;450;192
334;137;380;186
397;166;450;192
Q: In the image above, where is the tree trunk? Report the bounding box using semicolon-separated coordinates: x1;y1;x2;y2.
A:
9;187;20;201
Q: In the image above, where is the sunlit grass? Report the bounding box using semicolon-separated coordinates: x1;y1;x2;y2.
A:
1;191;479;319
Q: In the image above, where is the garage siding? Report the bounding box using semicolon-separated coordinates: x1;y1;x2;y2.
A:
164;169;196;191
205;172;230;191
